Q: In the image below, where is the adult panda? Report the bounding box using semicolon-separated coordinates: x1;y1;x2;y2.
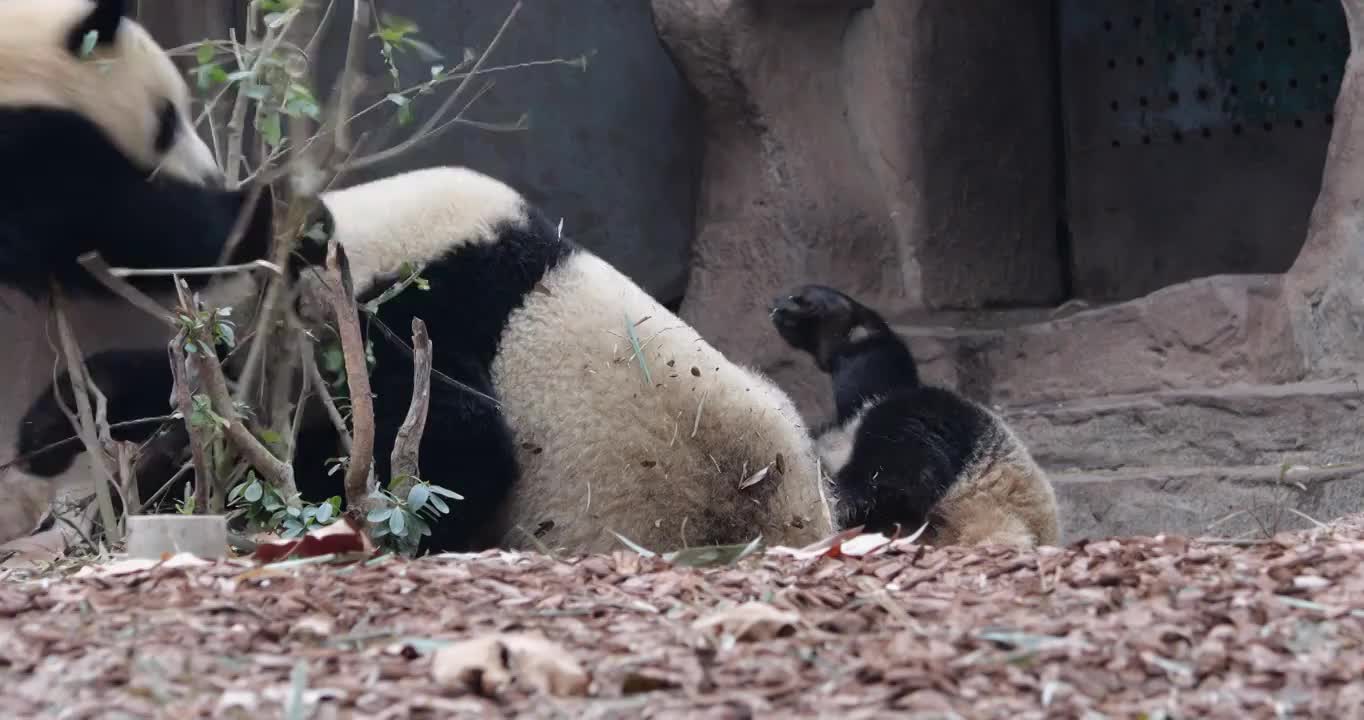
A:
288;166;833;554
0;0;274;542
0;0;274;303
16;166;834;555
769;284;1059;547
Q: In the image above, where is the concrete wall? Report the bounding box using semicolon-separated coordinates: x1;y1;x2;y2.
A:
312;0;701;304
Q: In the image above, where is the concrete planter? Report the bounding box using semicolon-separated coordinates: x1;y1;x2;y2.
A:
125;514;228;560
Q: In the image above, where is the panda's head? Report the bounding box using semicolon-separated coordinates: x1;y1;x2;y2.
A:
0;0;222;187
770;284;889;371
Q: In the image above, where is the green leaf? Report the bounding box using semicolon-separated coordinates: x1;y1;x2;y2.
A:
386;93;411;108
427;485;464;500
367;508;393;524
315;501;334;523
428;494;449;515
397;104;414;127
405;38;444;62
286;506;302;518
407;484;429;512
259;429;283;445
243;480;263;503
258;112;283;148
79;30;99;58
184;341;198;354
196;43;215;65
389;510;406;536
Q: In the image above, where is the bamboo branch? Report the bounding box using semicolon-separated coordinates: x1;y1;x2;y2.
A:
342;0;524;173
324;240;375;513
388;318;432;498
169;334;214;513
171;276;298;504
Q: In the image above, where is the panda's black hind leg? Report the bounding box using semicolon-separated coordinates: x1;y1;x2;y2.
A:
368;362;519;554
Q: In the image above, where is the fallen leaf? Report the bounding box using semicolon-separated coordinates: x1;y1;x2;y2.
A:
73;552;214;578
431;633;589;698
767;526;866;559
253;516;374;563
692;601;800;641
289;614;335;639
739;464;771;490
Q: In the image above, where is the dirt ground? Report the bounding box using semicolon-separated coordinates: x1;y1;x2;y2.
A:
1;519;1363;719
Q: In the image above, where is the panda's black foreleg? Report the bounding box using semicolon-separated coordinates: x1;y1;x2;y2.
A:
367;361;519;554
14;348;177;479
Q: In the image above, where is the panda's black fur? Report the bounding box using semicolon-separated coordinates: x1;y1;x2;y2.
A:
771;284;1060;547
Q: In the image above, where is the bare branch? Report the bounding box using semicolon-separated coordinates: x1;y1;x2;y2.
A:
324;240;375;513
49;287;120;542
342;0;524;173
75;253;176;327
303;0;339;62
389;317;432;497
304;347;353;454
333;0;371;154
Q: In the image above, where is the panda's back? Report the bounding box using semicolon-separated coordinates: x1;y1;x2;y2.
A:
489;250;829;554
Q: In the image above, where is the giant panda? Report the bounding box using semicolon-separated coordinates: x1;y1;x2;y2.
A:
769;284;1059;547
0;0;274;303
0;0;275;543
14;166;835;555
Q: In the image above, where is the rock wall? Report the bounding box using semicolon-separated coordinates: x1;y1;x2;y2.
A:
651;0;1067;412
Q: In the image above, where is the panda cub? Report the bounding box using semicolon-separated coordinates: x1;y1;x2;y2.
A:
770;285;1059;547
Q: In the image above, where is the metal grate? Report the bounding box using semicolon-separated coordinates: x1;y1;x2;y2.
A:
1057;0;1349;301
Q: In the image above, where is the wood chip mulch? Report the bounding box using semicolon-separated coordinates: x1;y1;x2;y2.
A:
1;524;1363;719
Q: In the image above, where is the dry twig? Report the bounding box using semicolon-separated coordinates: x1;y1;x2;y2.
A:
324;241;375;514
388;318;432;498
48;287;120;541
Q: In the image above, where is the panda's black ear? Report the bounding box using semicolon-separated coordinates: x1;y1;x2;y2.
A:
66;0;127;56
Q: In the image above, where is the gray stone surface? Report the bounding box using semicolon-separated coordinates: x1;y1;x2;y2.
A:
1007;381;1364;473
1054;464;1364;543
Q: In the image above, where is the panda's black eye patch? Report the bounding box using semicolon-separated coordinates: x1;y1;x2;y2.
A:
153;99;178;154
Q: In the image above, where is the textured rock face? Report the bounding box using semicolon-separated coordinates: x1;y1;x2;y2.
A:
651;0;1066;413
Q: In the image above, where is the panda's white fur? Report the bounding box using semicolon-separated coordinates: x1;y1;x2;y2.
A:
302;166;833;554
0;0;220;187
770;284;1060;548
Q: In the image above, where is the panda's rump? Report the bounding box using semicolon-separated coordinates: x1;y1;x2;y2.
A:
490;252;828;553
